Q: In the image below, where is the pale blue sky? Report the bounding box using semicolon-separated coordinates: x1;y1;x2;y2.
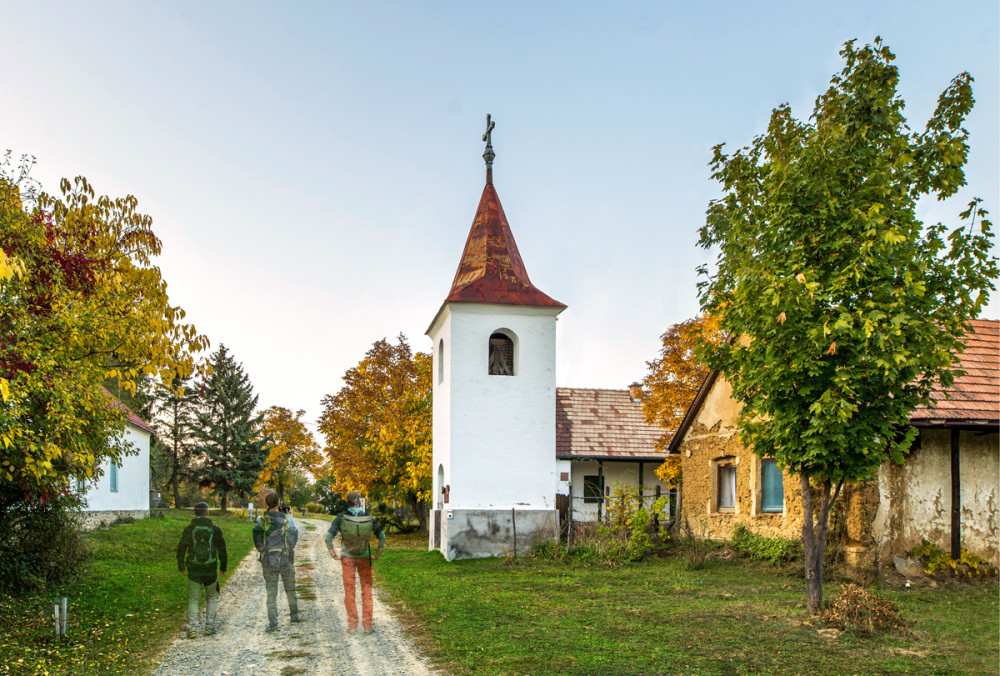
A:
5;1;998;428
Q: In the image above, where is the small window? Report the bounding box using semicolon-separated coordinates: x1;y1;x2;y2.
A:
437;339;444;385
761;458;784;513
583;475;604;504
717;464;735;510
488;333;514;376
110;462;119;493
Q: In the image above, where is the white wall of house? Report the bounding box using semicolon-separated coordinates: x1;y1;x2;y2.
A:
81;422;150;513
566;459;670;522
429;302;561;511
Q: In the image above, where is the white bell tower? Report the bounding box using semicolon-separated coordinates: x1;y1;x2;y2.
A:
427;116;566;560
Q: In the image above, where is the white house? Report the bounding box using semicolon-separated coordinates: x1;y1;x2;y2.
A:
77;395;153;531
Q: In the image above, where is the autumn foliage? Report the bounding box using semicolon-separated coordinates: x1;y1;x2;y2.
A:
0;154;208;505
319;335;431;524
257;406;323;501
641;314;724;484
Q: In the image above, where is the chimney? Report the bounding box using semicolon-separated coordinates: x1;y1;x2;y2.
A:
628;382;642;402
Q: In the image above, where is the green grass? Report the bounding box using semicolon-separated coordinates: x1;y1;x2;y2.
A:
0;508;257;675
376;532;999;675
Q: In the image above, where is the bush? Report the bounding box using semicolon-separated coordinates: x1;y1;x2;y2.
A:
907;539;998;578
0;492;90;594
823;584;909;636
731;524;800;564
372;502;417;534
304;502;324;514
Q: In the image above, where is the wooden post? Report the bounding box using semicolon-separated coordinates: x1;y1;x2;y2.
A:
597;461;604;524
567;484;574;553
951;428;961;560
511;507;517;558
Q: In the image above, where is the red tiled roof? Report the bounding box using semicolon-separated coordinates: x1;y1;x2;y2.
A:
556;387;666;460
101;387;155;434
911;319;999;426
444;183;565;308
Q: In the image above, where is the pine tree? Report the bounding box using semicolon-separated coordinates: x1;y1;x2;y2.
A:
152;375;202;508
192;345;268;510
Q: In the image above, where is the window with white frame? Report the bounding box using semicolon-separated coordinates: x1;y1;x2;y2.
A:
717;462;736;511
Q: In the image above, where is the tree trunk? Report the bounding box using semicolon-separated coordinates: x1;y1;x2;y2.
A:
799;473;844;615
221;491;228;511
407;495;428;533
171;471;181;509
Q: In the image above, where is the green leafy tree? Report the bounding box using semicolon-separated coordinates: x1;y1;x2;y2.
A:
152;376;202;507
193;345;268;510
284;472;314;512
0;153;207;505
697;38;997;614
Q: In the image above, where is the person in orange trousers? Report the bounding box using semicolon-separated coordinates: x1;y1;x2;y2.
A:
325;491;386;633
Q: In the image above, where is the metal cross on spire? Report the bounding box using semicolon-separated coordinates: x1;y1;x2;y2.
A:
482;114;496;184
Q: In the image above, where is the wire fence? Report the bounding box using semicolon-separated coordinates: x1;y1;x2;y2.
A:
559;487;678;542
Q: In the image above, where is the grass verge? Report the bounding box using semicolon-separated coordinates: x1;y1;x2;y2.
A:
1;508;256;675
375;532;999;675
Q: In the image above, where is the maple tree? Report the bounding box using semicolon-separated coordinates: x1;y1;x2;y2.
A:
0;152;208;508
697;39;997;613
318;335;431;529
256;406;323;501
641;314;724;486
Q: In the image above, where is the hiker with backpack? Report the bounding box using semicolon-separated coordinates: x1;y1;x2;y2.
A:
325;490;386;634
176;502;228;638
253;491;300;632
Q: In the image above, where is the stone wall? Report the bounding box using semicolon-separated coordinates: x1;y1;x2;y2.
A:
430;508;558;560
75;509;149;532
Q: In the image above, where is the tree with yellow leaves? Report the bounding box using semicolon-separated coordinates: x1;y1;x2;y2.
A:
318;335;431;530
641;314;725;486
257;406;323;502
0;153;209;507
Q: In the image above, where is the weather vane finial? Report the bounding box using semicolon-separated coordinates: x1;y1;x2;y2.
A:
482;114;496;184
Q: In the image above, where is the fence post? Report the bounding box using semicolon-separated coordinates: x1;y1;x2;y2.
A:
567;484;574;553
511;507;517;558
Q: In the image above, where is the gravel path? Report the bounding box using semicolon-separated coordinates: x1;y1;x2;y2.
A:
152;518;435;675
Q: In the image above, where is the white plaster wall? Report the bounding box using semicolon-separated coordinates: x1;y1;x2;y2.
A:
429;302;561;511
429;309;452;510
568;459;670;521
81;423;150;512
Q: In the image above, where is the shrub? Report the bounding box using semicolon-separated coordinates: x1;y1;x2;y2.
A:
731;524;800;564
372;502;417;534
907;539;998;578
304;502;324;514
0;492;90;594
823;584;909;636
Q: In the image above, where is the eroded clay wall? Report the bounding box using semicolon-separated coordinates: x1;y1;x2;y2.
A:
875;429;999;566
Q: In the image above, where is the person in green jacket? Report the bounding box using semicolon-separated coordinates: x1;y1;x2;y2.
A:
176;502;228;638
325;490;386;633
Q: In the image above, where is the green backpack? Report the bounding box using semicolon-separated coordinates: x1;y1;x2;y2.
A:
341;514;374;557
190;524;217;566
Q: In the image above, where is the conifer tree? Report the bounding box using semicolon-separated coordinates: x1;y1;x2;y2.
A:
193;345;268;510
152;376;202;508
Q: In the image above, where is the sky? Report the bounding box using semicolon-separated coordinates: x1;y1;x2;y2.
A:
4;1;998;431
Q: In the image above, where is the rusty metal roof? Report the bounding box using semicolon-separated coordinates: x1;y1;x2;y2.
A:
912;318;999;427
444;184;565;308
556;387;666;461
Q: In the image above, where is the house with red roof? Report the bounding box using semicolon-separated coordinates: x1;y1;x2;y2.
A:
669;319;999;568
76;391;154;530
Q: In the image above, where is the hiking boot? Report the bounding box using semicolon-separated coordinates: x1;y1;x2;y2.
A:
186;630;198;639
290;616;303;624
265;624;279;633
362;625;374;634
204;627;217;636
347;624;358;633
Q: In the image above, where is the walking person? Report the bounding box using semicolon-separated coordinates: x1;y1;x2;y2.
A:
325;490;386;633
176;502;228;638
253;491;300;632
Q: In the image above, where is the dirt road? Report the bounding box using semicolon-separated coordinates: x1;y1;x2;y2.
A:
153;518;434;675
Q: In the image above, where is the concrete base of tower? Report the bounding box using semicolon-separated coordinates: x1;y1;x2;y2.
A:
428;508;559;561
